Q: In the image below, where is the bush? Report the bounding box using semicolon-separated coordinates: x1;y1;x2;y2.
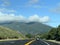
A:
25;33;33;38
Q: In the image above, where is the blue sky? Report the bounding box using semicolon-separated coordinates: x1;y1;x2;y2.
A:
0;0;60;27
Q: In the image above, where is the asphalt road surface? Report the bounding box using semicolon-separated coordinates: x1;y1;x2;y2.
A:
0;40;31;45
0;39;60;45
30;40;60;45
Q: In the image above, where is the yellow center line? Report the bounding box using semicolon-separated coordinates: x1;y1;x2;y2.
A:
25;40;35;45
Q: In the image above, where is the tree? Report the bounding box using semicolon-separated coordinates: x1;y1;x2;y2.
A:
58;25;60;28
25;33;33;38
54;30;59;40
46;34;51;40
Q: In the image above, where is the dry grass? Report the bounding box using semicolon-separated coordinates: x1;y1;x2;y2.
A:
47;40;60;44
0;38;25;42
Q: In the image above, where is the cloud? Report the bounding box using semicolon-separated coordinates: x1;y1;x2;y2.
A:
1;0;10;7
25;0;45;8
0;8;16;13
0;12;50;23
0;12;26;22
28;15;50;23
50;7;60;13
50;2;60;13
27;0;39;6
28;0;39;4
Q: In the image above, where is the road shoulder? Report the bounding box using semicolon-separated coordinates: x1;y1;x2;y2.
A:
46;40;60;44
0;39;25;42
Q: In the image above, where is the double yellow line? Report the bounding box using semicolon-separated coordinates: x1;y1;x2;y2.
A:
25;40;35;45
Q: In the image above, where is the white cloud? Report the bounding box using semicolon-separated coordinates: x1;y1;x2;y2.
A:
0;12;50;23
25;0;44;8
50;7;60;13
28;15;40;22
27;0;39;6
29;0;39;4
28;14;49;23
39;16;50;23
0;8;16;13
0;12;26;22
50;2;60;13
1;0;10;7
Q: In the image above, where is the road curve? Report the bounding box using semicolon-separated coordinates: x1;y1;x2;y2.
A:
0;39;60;45
30;40;49;45
29;39;60;45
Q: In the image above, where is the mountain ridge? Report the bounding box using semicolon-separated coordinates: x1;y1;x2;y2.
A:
0;22;52;35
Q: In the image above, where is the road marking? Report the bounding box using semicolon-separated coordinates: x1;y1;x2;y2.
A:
25;40;35;45
43;41;50;45
40;40;50;45
10;42;15;43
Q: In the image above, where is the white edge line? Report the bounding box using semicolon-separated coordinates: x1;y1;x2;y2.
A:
40;39;50;45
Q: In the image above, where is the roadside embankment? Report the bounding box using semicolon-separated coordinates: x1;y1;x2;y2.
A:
46;40;60;44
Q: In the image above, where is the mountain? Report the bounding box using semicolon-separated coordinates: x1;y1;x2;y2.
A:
0;26;25;39
0;22;52;35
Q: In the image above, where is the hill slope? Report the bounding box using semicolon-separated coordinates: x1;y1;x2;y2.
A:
0;26;25;39
0;22;52;35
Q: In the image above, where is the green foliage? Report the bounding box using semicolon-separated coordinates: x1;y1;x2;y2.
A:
25;33;34;38
0;26;25;39
40;33;48;39
41;25;60;41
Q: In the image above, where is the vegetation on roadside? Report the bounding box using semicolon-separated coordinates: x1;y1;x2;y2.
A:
40;25;60;41
25;33;34;38
1;23;60;41
0;26;25;39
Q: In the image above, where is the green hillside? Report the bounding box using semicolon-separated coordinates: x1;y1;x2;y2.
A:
0;22;52;35
40;25;60;41
0;26;25;39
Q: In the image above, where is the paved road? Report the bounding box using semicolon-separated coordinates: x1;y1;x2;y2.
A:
0;39;60;45
30;40;48;45
46;41;60;45
0;40;31;45
30;40;60;45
